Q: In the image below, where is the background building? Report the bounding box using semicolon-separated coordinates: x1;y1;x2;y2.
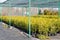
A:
1;7;58;16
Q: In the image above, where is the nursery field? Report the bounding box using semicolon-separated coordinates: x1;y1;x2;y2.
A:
0;15;60;40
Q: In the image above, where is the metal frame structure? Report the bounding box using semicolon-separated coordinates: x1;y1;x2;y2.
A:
0;0;59;7
0;0;60;37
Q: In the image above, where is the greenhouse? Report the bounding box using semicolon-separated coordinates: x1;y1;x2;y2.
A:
0;0;60;40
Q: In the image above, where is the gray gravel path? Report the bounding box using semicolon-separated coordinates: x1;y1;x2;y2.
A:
0;22;39;40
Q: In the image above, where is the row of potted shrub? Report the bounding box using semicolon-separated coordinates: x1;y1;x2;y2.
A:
1;15;60;39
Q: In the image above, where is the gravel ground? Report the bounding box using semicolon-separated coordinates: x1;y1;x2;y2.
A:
49;34;60;40
0;22;39;40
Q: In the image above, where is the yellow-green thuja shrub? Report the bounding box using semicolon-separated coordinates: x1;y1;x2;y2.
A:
1;15;60;38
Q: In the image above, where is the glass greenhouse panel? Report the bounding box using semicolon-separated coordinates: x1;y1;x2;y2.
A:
0;0;59;7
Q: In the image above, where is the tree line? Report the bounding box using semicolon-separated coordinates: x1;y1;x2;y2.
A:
38;9;58;15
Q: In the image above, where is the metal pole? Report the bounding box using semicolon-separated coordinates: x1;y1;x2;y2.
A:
28;0;31;37
0;7;2;22
58;2;60;17
22;7;23;16
8;3;12;29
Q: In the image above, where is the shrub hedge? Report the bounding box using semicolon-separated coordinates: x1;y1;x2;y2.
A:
1;15;60;38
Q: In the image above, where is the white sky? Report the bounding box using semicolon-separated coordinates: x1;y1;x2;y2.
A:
0;0;7;3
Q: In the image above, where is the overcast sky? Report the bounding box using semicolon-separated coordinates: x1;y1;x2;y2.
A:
0;0;7;3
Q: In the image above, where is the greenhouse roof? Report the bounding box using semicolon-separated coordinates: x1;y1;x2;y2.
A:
0;0;59;8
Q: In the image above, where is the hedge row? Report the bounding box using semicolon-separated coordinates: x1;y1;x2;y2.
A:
1;15;60;38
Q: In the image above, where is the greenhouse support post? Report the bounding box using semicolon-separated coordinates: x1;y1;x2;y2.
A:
28;0;31;37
